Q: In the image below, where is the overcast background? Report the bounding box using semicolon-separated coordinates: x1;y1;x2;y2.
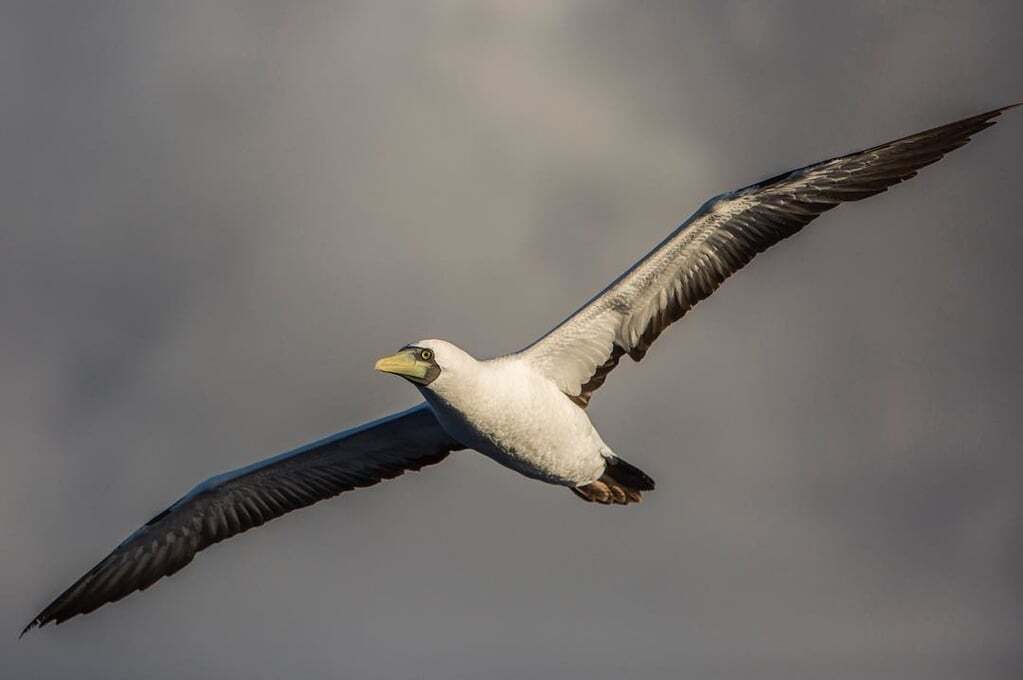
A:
3;2;1022;678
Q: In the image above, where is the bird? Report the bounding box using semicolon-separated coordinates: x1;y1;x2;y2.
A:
22;103;1019;636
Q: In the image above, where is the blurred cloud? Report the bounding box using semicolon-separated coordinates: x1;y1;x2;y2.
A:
3;2;1021;678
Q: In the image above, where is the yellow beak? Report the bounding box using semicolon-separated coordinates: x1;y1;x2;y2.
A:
374;349;430;381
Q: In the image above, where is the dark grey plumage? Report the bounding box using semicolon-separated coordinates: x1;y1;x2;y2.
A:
21;404;459;636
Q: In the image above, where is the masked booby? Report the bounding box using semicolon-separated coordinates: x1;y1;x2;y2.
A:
22;103;1019;636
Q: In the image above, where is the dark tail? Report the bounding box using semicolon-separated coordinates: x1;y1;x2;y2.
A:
571;456;654;505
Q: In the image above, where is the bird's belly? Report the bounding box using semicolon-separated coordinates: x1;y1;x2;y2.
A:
472;425;604;486
425;391;605;486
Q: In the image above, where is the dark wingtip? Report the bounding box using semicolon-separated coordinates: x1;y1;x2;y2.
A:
976;102;1021;124
975;102;1019;117
19;618;40;639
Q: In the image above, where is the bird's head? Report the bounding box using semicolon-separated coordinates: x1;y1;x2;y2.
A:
374;339;474;390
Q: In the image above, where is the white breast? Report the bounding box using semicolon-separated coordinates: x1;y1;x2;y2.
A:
419;357;608;485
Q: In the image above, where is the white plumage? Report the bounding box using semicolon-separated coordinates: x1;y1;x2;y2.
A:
415;340;609;486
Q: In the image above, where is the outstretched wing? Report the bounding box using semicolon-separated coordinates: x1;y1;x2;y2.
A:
22;403;459;635
519;105;1017;407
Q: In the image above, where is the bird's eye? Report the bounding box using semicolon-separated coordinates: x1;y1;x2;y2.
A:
420;349;433;361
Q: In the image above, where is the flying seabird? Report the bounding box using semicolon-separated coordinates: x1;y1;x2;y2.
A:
22;104;1019;636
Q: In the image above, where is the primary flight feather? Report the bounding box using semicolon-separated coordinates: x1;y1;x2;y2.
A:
23;103;1019;636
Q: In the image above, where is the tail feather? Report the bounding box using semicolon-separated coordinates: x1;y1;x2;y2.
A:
605;456;655;491
571;456;654;506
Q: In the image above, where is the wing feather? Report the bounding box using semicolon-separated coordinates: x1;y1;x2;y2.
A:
520;105;1017;406
22;403;458;635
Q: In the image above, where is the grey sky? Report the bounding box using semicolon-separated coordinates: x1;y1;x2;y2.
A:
3;2;1022;678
